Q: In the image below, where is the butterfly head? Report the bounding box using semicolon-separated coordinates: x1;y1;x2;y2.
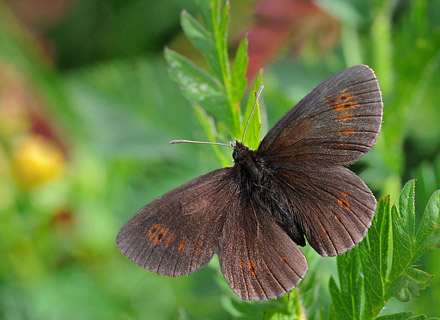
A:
232;141;251;165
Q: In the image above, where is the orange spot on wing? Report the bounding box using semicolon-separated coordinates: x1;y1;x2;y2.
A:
334;214;341;221
338;198;350;210
335;102;358;112
265;263;269;269
239;262;245;269
153;226;169;246
178;237;188;254
322;226;329;234
147;224;161;242
248;261;257;276
341;191;349;197
165;233;176;248
341;128;355;135
280;257;288;263
326;93;358;112
339;113;355;122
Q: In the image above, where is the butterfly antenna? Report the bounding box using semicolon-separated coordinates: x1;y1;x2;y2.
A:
242;85;264;144
170;139;231;147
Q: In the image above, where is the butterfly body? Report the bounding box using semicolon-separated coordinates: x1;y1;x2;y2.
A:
117;65;383;300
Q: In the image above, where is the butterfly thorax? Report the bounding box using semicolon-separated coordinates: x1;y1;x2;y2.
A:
232;142;265;188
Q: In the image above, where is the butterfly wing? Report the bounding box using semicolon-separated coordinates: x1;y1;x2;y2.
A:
219;193;308;300
116;168;231;277
268;163;376;256
258;64;383;165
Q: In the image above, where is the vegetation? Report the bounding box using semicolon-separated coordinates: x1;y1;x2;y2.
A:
0;0;439;319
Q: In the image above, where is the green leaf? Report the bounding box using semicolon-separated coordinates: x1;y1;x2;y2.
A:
415;189;440;254
330;180;440;319
195;0;214;34
390;180;416;281
329;249;362;320
376;311;413;320
192;105;230;167
164;48;230;124
180;10;222;81
231;37;248;107
388;181;438;302
242;70;262;149
359;195;391;318
264;290;304;320
389;267;433;302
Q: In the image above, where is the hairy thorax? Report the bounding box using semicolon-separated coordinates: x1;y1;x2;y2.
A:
231;141;306;247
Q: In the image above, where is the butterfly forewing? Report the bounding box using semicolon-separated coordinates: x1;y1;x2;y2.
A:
258;64;382;165
116;168;230;276
219;196;307;300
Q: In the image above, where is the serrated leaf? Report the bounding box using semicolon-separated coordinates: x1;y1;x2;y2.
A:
390;181;416;281
359;195;391;318
389;267;433;302
242;70;262;149
164;49;230;124
181;11;222;81
388;181;439;303
415;190;440;255
231;38;248;105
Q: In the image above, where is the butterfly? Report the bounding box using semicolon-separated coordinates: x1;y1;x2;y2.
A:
116;64;383;300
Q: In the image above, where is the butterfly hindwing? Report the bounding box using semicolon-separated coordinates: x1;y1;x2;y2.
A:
258;64;383;165
219;195;308;300
270;163;376;256
116;168;230;276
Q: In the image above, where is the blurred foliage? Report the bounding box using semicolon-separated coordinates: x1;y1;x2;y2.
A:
1;0;440;319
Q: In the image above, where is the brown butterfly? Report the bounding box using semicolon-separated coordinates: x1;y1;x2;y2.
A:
116;64;383;300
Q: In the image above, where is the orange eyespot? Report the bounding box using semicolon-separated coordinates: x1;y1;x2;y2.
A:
147;224;161;242
338;198;350;210
153;226;169;246
248;261;257;276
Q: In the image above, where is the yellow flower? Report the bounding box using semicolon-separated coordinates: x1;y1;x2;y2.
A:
13;135;65;189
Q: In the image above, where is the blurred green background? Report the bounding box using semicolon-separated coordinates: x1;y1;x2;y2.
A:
1;0;440;319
